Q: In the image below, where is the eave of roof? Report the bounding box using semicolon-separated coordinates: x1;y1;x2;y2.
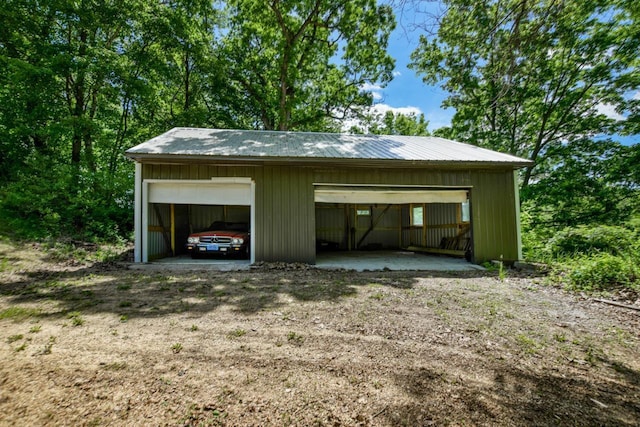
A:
125;127;534;169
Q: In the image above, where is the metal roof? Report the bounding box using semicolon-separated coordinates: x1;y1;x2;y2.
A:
125;127;533;167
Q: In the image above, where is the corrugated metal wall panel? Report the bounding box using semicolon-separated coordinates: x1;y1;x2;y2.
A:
141;164;520;264
316;204;345;248
255;166;315;263
425;204;459;248
148;203;170;260
354;205;401;249
189;205;224;232
469;170;518;263
313;168;473;187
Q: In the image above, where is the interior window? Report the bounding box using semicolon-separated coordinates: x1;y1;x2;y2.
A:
411;205;424;226
461;200;470;222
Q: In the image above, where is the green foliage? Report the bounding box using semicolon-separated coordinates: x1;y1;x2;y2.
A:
521;140;640;231
0;306;40;321
546;225;635;258
563;253;638;292
7;334;24;344
524;219;639;293
0;160;133;242
0;0;398;242
410;0;639;188
349;110;430;136
221;0;396;130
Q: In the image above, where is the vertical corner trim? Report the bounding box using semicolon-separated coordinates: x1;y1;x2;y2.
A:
134;162;142;263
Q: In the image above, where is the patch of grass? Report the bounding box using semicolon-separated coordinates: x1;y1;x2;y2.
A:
515;334;542;354
554;333;567;343
0;257;10;272
15;342;27;352
171;343;183;354
228;328;246;338
67;311;84;326
607;326;634;348
190;324;199;332
41;336;56;355
287;331;305;346
498;256;506;281
116;284;131;291
29;325;42;333
118;301;132;308
119;314;129;323
370;292;384;301
7;334;23;343
0;306;40;321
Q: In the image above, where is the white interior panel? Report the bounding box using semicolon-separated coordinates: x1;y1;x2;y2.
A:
315;188;468;204
149;182;251;205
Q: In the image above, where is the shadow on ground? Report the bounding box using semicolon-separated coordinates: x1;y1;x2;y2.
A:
387;357;640;426
0;259;499;319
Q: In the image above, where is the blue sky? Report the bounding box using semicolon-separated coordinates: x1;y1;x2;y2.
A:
362;4;639;146
359;3;454;132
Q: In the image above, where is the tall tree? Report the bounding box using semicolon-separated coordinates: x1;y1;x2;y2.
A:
410;0;639;188
349;110;430;135
220;0;396;131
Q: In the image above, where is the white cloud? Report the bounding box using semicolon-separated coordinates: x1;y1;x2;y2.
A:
369;103;422;117
360;82;385;102
393;71;402;77
360;82;383;92
595;103;625;121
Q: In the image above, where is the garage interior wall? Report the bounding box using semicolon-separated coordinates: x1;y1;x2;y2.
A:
146;204;250;260
315;202;469;252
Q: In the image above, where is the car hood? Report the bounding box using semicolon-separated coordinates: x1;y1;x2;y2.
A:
189;230;249;238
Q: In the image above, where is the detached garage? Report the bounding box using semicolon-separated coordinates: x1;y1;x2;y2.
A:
125;128;532;265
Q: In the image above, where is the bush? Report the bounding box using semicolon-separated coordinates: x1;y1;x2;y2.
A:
545;225;635;258
563;253;638;292
0;159;132;242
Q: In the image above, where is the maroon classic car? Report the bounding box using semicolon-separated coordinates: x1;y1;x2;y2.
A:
185;221;250;259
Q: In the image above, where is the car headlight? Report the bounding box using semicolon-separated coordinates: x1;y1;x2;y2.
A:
232;238;244;245
187;237;199;244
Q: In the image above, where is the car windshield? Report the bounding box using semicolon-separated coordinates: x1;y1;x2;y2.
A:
207;222;248;232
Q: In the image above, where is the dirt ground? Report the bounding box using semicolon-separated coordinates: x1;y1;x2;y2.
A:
1;241;639;426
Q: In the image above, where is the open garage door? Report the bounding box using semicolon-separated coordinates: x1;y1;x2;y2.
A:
314;185;472;259
140;179;255;263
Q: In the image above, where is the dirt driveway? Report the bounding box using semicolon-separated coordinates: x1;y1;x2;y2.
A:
1;243;639;426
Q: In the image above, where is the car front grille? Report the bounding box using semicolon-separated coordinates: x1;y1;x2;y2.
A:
200;236;232;244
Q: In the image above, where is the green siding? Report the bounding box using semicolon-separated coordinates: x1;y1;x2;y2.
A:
141;163;520;264
313;167;519;263
469;170;519;263
255;166;315;263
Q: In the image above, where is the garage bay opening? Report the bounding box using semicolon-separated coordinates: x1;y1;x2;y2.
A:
147;204;251;260
314;185;472;260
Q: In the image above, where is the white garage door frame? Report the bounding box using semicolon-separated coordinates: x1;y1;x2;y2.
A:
134;170;255;263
